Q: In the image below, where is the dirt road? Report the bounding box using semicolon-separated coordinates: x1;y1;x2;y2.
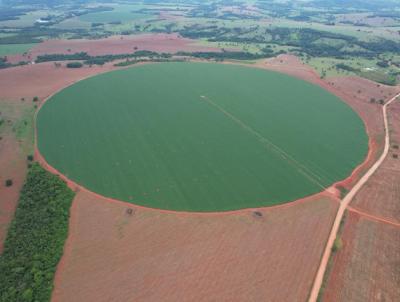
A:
308;92;400;302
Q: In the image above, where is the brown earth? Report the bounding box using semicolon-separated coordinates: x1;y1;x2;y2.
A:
52;190;338;302
0;99;31;252
0;62;121;251
349;100;400;224
0;52;397;300
319;94;400;301
0;133;26;252
309;91;400;302
250;56;400;301
7;33;223;64
0;62;116;100
322;211;400;302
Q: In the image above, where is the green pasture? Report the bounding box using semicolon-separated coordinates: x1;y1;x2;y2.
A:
37;63;368;211
0;43;36;56
78;5;152;23
0;10;51;28
78;11;148;23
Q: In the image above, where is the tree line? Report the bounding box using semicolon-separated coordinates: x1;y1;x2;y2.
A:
35;49;276;66
0;163;75;302
178;25;400;59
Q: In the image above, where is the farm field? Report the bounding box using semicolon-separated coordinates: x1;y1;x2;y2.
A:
6;33;222;63
52;190;339;302
0;61;121;255
1;0;400;301
316;85;400;302
322;212;400;302
0;43;37;57
37;62;368;211
78;8;150;23
0;10;50;28
347;101;400;223
0;99;32;252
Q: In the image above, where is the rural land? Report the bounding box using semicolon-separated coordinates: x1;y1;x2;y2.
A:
0;0;399;301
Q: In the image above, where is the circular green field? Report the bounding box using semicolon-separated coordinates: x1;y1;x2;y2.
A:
37;62;368;212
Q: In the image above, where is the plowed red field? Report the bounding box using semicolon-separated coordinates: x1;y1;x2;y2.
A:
6;33;222;64
350;101;400;223
52;191;338;302
322;212;400;302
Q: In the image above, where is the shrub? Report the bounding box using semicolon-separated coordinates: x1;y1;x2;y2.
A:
376;60;389;68
66;62;83;68
32;96;39;102
332;237;343;253
5;179;13;187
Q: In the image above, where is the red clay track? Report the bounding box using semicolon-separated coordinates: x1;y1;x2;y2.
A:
322;212;400;302
348;207;400;228
308;92;400;302
2;54;397;300
29;58;398;301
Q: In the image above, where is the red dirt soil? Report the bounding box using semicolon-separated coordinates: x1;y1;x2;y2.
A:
321;97;400;302
7;33;222;64
350;100;400;224
52;191;338;302
0;132;26;252
322;211;400;302
0;62;116;100
1;53;396;300
0;62;121;251
0;97;35;252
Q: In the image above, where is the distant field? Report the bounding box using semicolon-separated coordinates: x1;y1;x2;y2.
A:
0;43;36;56
78;5;152;23
307;56;398;85
37;63;368;211
0;10;50;28
78;11;149;23
54;18;92;30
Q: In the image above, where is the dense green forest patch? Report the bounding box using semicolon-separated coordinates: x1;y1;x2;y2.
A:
0;163;75;302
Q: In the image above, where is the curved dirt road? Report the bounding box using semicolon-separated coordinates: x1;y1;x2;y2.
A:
308;92;400;302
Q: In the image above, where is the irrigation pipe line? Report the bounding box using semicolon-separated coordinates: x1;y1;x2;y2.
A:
200;95;329;189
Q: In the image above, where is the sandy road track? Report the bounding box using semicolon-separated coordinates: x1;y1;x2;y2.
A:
308;92;400;302
347;206;400;228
